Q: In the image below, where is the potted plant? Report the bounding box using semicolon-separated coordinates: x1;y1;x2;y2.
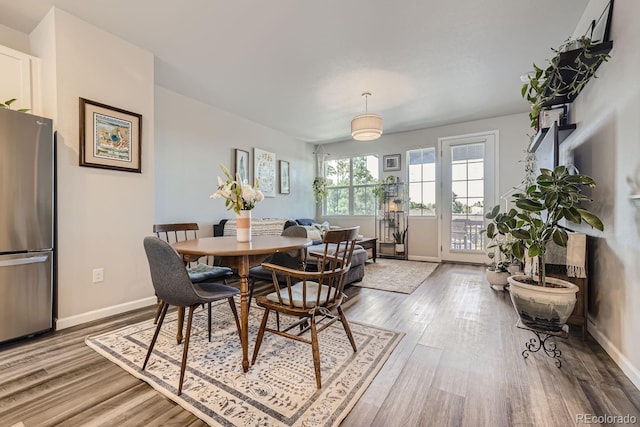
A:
522;36;611;130
500;165;604;331
392;227;407;254
482;205;518;290
312;177;328;203
485;257;511;291
372;175;397;207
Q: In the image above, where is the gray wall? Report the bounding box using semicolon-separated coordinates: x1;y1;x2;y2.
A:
154;86;316;232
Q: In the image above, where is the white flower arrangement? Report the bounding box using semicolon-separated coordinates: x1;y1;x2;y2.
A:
211;164;264;214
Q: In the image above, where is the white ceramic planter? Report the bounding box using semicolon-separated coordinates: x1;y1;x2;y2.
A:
395;244;405;254
485;268;510;291
508;275;578;331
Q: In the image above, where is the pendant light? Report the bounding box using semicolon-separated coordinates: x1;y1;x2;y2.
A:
351;92;383;141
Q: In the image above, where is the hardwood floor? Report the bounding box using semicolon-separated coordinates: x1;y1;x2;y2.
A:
1;263;638;426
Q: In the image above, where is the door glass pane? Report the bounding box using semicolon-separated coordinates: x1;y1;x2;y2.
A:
449;143;485;251
468;161;484;180
467;180;484;197
451;163;467;180
451;181;468;198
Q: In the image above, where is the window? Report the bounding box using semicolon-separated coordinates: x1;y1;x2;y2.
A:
324;155;379;216
407;148;436;216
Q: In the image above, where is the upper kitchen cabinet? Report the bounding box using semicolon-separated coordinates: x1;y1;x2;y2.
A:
0;44;41;115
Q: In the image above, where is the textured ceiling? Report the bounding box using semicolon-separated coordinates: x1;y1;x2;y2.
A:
0;0;589;143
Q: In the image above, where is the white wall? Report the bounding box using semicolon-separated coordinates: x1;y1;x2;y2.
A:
321;112;530;260
559;0;640;389
154;86;316;232
30;8;156;327
0;23;30;53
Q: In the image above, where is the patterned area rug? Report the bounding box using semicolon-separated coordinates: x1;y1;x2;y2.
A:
86;302;403;426
353;258;440;294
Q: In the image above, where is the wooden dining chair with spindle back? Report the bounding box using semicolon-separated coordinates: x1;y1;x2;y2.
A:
251;226;360;388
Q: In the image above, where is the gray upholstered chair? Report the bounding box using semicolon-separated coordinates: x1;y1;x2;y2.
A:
142;236;241;395
153;223;234;323
251;226;359;388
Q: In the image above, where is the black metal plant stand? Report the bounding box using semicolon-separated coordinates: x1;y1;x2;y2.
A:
516;319;569;368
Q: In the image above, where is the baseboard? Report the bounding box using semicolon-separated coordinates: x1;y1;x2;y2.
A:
55;296;157;330
588;317;640;390
408;255;441;263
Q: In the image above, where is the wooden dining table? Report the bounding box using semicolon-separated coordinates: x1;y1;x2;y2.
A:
172;235;311;372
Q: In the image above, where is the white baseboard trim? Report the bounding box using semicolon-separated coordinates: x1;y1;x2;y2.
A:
588;317;640;390
55;296;157;330
408;255;441;263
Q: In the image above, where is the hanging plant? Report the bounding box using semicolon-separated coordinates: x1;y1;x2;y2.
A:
522;36;611;130
312;177;328;203
372;175;397;207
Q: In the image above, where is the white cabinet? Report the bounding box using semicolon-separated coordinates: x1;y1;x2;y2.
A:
0;44;41;114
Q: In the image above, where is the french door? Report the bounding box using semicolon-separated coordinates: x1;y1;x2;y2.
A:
439;131;497;263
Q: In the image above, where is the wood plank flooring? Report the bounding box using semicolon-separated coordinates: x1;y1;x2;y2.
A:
1;263;639;426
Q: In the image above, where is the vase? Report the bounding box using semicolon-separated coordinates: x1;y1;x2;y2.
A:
236;210;252;242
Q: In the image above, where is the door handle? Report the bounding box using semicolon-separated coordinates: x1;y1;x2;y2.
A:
0;255;48;267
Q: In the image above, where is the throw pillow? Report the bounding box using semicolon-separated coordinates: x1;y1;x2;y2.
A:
303;225;323;241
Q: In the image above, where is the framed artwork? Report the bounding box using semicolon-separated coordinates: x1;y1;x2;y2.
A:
235;149;250;184
254;148;276;197
383;154;401;171
279;160;290;194
79;98;142;173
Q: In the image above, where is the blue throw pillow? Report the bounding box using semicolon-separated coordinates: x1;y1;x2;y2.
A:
296;218;316;226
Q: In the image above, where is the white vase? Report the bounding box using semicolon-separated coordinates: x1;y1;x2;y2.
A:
236;210;252;242
508;275;578;331
395;243;405;254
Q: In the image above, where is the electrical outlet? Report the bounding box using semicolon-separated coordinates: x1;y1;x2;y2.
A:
92;268;104;283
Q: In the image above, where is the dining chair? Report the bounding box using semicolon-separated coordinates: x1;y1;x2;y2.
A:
247;224;308;302
251;226;359;388
142;236;241;395
153;223;234;325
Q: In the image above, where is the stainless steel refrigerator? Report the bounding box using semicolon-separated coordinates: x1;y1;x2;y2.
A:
0;108;54;343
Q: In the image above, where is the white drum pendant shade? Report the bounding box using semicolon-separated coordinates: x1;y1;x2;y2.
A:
351;113;383;141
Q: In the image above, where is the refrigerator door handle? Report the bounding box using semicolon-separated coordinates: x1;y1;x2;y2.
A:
0;255;48;267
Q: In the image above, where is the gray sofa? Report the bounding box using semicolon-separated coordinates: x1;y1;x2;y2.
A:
213;218;366;285
285;225;366;285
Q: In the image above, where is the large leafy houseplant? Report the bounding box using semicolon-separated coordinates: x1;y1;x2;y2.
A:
503;165;604;287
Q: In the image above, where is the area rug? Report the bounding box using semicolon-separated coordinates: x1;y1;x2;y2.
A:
86;302;404;426
353;258;440;294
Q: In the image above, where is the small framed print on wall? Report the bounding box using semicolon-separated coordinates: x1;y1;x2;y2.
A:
235;149;250;184
383;154;401;171
254;148;276;197
279;160;290;194
79;98;142;173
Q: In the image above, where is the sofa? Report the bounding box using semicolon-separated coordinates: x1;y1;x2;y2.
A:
213;218;366;285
